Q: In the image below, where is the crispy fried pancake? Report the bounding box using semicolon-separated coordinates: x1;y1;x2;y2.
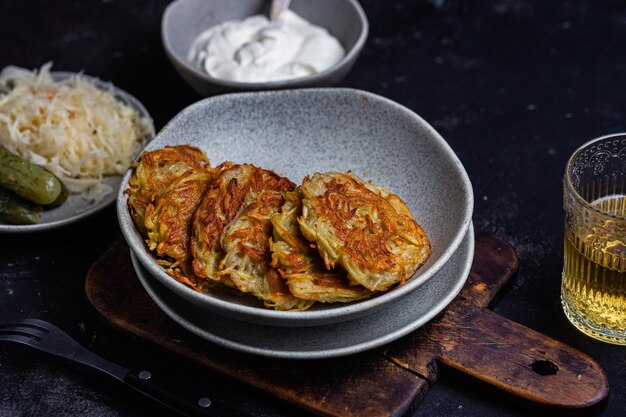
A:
220;189;313;310
127;145;211;233
143;170;213;287
270;189;373;303
299;172;431;292
191;164;309;309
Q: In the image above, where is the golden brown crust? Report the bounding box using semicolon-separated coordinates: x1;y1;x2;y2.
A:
128;146;431;310
127;145;217;287
299;172;431;291
270;188;373;303
220;189;313;310
126;145;211;234
191;164;294;303
144;171;213;287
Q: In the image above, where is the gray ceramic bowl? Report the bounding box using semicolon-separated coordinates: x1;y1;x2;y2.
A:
117;88;474;327
0;72;154;233
161;0;368;96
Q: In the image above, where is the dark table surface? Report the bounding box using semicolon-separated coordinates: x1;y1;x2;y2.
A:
1;0;625;416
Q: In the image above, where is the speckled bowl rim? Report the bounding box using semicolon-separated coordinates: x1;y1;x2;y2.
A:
117;88;474;326
0;71;155;234
161;0;369;89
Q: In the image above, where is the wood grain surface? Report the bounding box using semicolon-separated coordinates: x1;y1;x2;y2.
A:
85;231;609;417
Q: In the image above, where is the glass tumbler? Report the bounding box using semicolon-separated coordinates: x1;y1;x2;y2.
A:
562;133;626;345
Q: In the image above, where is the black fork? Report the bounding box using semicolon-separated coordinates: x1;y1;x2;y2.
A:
0;318;240;417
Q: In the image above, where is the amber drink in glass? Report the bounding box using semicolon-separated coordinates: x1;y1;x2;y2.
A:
562;133;626;345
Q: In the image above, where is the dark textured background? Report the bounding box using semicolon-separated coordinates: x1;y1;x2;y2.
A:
1;0;625;416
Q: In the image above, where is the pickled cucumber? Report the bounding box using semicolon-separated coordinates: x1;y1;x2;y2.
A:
46;181;69;208
0;188;41;224
0;145;62;205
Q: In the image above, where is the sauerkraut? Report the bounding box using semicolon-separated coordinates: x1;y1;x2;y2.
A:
0;63;153;201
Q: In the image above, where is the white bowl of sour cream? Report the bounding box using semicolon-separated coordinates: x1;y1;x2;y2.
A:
162;0;368;95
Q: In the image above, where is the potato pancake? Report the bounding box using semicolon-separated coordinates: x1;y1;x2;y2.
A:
126;145;211;233
191;164;309;309
221;189;313;310
143;170;213;287
270;188;373;303
299;172;431;292
128;144;433;310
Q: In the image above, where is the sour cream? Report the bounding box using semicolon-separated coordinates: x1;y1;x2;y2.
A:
188;10;345;83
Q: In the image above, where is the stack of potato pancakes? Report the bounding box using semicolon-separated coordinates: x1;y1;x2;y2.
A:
127;145;431;311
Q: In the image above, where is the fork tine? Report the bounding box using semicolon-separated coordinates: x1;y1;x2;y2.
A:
0;324;48;339
18;318;53;328
1;318;52;332
0;332;39;345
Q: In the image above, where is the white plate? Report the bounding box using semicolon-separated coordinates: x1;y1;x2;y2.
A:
131;224;474;359
0;72;155;233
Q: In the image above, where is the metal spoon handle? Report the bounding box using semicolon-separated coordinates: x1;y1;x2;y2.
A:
269;0;291;21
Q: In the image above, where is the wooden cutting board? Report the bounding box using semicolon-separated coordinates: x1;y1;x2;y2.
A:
85;231;609;417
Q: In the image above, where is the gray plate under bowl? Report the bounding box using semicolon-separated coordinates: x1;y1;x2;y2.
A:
118;88;474;327
132;225;474;359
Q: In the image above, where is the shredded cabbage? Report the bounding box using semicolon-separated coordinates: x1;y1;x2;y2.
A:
0;63;153;201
